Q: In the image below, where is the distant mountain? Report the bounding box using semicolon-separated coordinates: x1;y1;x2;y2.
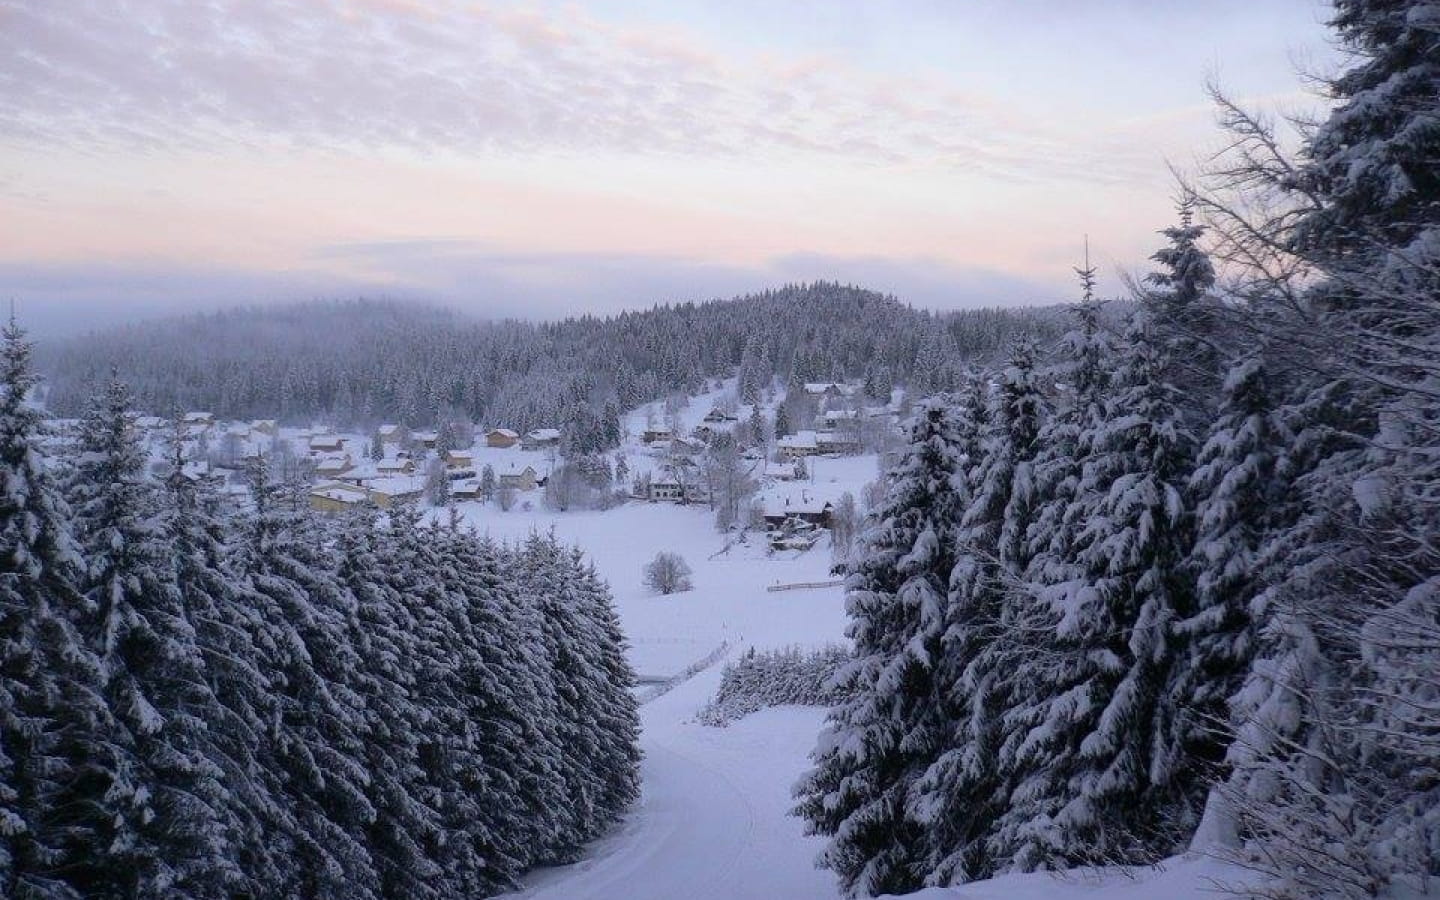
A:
38;283;1088;431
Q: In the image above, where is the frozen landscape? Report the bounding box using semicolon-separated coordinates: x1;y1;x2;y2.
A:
5;0;1439;898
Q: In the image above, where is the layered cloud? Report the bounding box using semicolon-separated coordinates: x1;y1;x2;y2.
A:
4;0;1160;186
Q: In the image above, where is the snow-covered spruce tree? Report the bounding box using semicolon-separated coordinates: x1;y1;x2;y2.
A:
515;535;640;856
429;524;568;883
1140;197;1224;424
64;376;237;896
157;427;294;895
567;547;642;829
998;316;1200;870
1169;349;1286;845
333;505;446;898
0;318;112;899
372;506;506;894
236;455;379;898
909;339;1047;886
794;400;968;897
990;261;1114;869
1193;3;1440;891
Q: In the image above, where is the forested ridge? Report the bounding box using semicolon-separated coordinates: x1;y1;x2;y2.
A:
39;285;1077;431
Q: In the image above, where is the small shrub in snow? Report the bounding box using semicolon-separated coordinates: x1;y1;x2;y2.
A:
643;551;693;595
697;645;851;727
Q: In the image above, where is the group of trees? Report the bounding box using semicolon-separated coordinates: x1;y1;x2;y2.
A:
40;286;1071;442
1;325;641;898
697;645;852;727
797;5;1439;896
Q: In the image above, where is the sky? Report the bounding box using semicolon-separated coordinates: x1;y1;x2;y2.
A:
1;0;1339;336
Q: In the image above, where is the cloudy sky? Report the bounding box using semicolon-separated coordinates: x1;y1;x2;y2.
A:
2;0;1337;334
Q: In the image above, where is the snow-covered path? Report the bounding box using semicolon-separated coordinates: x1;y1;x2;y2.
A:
514;657;840;900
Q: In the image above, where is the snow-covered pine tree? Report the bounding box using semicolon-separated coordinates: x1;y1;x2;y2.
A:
910;339;1047;886
0;318;112;899
1170;349;1285;845
991;259;1114;870
333;505;446;897
236;455;379;898
794;400;968;897
158;426;294;895
1141;197;1224;424
65;376;237;896
999;315;1200;870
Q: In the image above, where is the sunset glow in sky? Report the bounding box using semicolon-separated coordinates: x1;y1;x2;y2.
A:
2;0;1337;334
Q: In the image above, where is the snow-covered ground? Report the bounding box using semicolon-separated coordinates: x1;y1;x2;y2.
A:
462;493;1264;900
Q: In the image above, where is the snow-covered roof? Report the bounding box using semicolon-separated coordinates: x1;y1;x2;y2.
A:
778;430;818;449
527;428;561;441
183;411;214;422
487;427;519;438
378;424;403;436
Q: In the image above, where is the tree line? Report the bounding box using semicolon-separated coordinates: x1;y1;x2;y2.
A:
796;4;1440;896
1;327;641;899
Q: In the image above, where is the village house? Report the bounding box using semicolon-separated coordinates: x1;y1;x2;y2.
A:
521;428;561;451
412;429;439;449
251;419;279;436
816;431;861;456
183;411;216;427
485;427;520;448
802;382;857;400
702;407;737;424
308;433;345;453
762;495;834;530
445;449;475;470
313;453;354;478
375;456;416;476
777;430;820;459
642;426;674;444
310;477;424;513
450;478;484;501
378;423;407;445
764;461;801;482
498;463;540;492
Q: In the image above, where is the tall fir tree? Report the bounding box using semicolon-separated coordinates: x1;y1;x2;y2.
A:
66;376;237;896
794;401;968;896
0;319;112;899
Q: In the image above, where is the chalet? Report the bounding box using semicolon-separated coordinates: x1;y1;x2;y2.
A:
251;419;279;436
522;428;561;451
450;478;484;500
762;495;834;529
412;429;439;449
764;461;800;481
366;477;424;508
485;428;520;448
820;409;859;427
642;427;674;444
816;431;861;456
313;453;354;478
183;411;215;427
777;430;820;459
802;382;856;399
498;463;540;492
309;481;369;513
378;424;407;445
445;449;475;470
375;456;416;476
309;433;345;453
